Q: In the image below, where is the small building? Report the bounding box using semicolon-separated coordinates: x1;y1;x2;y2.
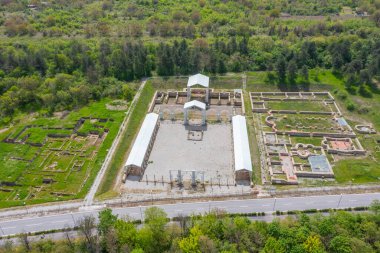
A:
125;113;159;177
184;100;207;125
232;115;252;182
187;73;210;104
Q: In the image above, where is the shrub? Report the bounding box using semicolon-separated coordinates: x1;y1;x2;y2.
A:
346;101;356;111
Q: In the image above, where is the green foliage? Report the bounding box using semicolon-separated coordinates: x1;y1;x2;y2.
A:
2;208;380;252
98;208;118;236
329;235;352;253
0;0;380;122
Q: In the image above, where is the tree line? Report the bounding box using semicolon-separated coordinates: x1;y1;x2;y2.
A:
1;34;380;121
2;202;380;253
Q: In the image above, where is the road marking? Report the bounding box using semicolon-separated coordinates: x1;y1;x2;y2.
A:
305;202;315;205
175;209;183;212
128;212;139;215
281;203;291;206
51;220;69;224
2;226;16;230
348;199;357;202
261;204;270;207
26;223;43;227
239;205;249;208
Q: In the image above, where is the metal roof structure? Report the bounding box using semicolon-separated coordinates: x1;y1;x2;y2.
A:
184;100;206;110
125;113;159;168
187;73;209;88
232;115;252;172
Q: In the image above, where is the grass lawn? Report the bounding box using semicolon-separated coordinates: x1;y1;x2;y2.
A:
243;91;261;184
96;81;155;198
290;136;323;146
333;159;380;184
266;100;330;112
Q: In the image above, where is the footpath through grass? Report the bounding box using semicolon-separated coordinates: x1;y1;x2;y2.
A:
96;81;155;198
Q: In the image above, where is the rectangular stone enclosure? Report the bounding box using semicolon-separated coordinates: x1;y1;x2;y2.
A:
144;122;234;185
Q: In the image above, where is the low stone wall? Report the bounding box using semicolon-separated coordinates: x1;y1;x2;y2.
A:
299;111;334;115
296;171;334;178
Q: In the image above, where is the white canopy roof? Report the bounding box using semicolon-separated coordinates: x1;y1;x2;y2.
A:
184;100;206;110
232;115;252;172
125;113;159;168
187;73;209;88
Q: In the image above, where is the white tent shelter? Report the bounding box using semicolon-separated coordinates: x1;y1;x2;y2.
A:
187;73;210;103
232;115;252;181
125;113;159;176
184;100;207;125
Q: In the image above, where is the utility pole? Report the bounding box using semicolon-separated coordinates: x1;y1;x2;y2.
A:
70;213;75;225
242;72;247;90
337;194;343;209
139;206;143;223
273;197;277;212
0;225;4;236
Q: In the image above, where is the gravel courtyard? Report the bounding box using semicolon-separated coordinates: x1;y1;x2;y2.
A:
145;122;234;185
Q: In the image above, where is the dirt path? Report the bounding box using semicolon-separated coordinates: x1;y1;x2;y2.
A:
0;128;8;134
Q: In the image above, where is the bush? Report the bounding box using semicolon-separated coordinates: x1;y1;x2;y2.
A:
346;101;356;111
359;84;373;98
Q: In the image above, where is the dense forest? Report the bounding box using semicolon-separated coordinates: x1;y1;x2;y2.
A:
1;0;380;123
2;203;380;253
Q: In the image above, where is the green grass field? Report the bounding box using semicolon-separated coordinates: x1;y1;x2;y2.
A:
0;99;126;208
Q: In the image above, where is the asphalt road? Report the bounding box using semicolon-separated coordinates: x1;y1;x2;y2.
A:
1;192;379;237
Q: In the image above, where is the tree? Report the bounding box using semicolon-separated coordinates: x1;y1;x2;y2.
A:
78;216;98;253
276;56;287;82
115;219;138;250
287;60;298;84
301;65;309;82
345;74;357;94
262;237;286;253
98;208;118;236
304;235;325;253
359;69;371;84
142;207;170;252
179;225;203;253
122;84;135;101
19;233;31;252
371;11;380;27
370;200;380;215
329;236;352;253
358;84;372;98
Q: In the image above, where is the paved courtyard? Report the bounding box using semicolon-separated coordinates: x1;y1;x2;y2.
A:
144;122;234;185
